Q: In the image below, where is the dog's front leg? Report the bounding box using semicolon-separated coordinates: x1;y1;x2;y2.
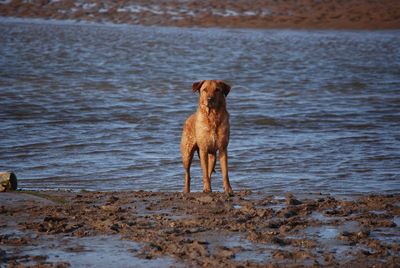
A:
199;149;212;193
219;148;233;195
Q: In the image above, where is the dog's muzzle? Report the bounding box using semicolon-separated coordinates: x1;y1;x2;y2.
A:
207;97;215;108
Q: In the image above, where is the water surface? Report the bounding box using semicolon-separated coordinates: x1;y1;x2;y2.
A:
1;18;399;195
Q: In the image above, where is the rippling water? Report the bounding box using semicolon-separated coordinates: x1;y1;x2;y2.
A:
1;18;399;195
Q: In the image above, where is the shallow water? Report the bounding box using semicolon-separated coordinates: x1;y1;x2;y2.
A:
1;230;180;267
1;18;399;194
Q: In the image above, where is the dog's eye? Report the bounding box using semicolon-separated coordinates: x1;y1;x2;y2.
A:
202;88;207;93
216;88;221;93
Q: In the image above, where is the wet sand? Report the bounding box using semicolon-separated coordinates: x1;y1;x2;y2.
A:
1;190;399;267
0;0;399;29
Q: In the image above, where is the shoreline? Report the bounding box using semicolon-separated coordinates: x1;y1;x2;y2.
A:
1;190;399;267
2;16;400;32
1;0;399;30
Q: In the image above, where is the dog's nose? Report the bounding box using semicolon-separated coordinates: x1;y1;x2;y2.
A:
207;97;214;102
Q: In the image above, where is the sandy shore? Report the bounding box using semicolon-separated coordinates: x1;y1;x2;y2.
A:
0;0;399;29
1;190;399;267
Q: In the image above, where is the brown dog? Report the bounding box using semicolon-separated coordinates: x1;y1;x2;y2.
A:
181;80;233;195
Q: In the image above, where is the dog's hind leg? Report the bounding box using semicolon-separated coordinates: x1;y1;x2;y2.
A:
208;153;216;179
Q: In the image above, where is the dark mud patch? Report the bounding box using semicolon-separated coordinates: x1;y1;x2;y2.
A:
1;191;399;267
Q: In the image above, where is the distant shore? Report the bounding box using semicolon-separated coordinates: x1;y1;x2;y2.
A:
1;190;399;267
1;0;399;29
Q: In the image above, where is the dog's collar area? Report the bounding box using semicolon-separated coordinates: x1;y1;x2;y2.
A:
200;104;224;116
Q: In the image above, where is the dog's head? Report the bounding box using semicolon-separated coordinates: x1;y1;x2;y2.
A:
192;80;231;110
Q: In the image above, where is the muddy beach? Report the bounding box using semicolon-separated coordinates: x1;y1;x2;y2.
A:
1;190;399;267
0;0;399;29
1;6;399;266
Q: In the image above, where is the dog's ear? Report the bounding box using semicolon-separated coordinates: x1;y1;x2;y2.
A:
220;81;231;97
192;81;204;93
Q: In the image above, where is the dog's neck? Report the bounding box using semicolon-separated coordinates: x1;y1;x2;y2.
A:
198;104;227;118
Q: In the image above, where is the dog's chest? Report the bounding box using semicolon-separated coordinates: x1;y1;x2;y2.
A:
196;112;227;152
207;118;218;152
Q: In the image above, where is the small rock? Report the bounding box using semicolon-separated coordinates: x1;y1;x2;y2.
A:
272;249;292;260
197;195;214;203
285;193;302;205
0;171;17;192
268;221;281;228
240;204;256;214
284;210;298;218
100;205;116;211
359;250;372;256
110;223;120;232
108;195;119;203
31;255;48;261
149;243;162;251
287;198;302;206
272;236;289;246
357;230;370;238
218;246;235;259
341;231;352;237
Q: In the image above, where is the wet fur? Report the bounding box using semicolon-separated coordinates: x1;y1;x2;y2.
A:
180;80;233;194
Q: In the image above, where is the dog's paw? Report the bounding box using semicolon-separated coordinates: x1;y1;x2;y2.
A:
203;188;212;193
225;187;234;197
